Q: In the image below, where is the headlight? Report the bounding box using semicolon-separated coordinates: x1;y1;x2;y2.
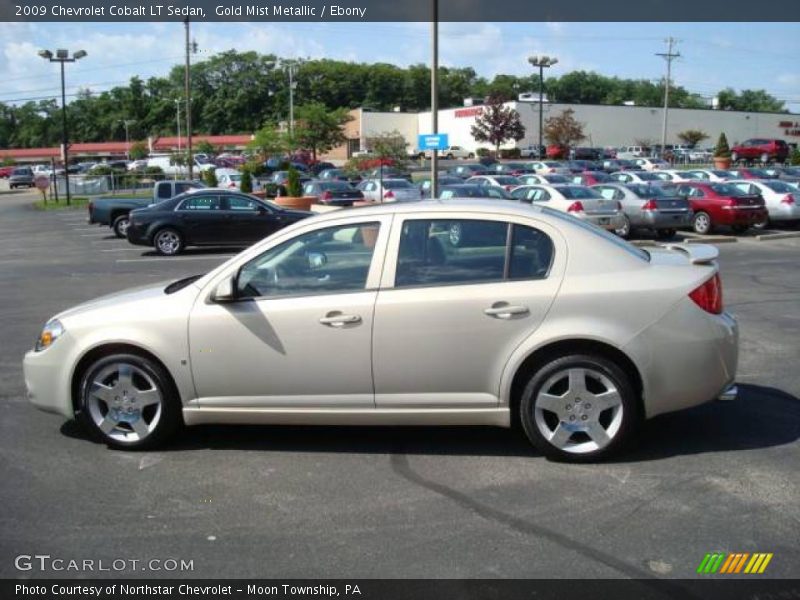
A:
35;319;65;352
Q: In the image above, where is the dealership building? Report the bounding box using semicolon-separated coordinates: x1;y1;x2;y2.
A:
328;101;800;158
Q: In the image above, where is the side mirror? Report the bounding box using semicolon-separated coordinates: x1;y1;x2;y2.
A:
211;274;237;303
307;251;327;270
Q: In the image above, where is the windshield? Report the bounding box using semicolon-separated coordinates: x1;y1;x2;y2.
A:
494;176;521;185
321;181;354;191
560;186;602;199
383;179;412;189
628;184;666;197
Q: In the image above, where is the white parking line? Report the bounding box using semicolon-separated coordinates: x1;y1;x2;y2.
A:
116;254;235;263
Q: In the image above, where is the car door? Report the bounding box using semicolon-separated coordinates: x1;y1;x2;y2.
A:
372;215;564;408
222;194;281;243
188;216;392;408
175;194;224;245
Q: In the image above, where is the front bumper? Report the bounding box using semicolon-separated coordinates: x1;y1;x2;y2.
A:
23;333;77;418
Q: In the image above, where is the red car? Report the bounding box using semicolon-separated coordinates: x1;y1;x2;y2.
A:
731;139;789;164
546;144;567;159
571;171;612;185
729;167;777;180
0;165;15;178
676;182;767;235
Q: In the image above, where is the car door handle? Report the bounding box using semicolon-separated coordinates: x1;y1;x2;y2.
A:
484;304;529;319
319;313;361;327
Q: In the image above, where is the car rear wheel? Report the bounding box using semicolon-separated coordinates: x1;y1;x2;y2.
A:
154;228;184;256
77;353;181;450
614;215;631;239
519;354;639;462
752;216;769;230
112;214;131;238
692;211;712;235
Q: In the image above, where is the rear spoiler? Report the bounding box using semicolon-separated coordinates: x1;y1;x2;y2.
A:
661;243;719;265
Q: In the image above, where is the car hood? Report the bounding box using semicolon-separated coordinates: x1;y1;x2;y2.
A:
55;280;196;322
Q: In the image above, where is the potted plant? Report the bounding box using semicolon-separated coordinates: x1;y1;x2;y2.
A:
713;133;732;169
274;166;315;210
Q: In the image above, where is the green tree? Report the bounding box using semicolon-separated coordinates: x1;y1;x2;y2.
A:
239;167;252;193
195;139;217;156
470;95;525;156
248;124;288;160
365;130;409;169
543;108;586;150
716;88;785;112
285;166;302;197
714;133;731;158
128;141;149;160
790;147;800;166
677;129;709;148
293;102;352;161
204;168;218;187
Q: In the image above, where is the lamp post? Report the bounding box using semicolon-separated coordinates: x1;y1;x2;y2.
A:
38;48;87;205
527;55;558;159
119;119;135;159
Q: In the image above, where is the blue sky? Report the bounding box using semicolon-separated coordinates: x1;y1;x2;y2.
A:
1;21;798;112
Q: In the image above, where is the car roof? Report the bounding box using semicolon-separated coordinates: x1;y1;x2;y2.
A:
311;198;546;219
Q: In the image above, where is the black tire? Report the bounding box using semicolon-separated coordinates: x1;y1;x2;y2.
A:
112;214;130;238
692;211;713;235
77;352;182;450
153;228;184;256
519;354;640;462
655;228;677;240
752;216;769;231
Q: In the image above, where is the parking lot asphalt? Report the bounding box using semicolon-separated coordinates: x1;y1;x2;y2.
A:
0;191;798;580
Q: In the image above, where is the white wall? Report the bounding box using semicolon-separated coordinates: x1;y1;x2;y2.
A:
359;111;419;152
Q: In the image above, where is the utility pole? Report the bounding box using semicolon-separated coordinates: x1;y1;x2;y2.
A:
184;18;194;179
657;37;680;158
430;0;439;199
119;119;134;159
287;61;297;139
175;99;182;181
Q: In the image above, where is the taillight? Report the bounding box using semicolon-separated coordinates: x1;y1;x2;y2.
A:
320;190;332;201
781;194;795;205
642;199;658;211
720;199;737;210
567;201;584;213
689;273;723;315
384;190;395;200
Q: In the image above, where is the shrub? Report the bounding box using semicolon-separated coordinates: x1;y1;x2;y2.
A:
286;166;302;197
245;160;266;177
263;182;280;198
790;147;800;166
144;166;164;176
714;133;731;158
239;168;253;193
476;147;491;157
500;148;522;159
204;168;218;187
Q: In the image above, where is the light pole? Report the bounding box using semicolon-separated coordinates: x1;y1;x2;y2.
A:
38;48;87;205
119;119;135;159
527;55;558;159
174;99;182;180
283;60;298;139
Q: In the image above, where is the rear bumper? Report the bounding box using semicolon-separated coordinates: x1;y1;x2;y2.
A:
767;204;800;222
717;208;768;225
637;211;693;229
581;212;626;230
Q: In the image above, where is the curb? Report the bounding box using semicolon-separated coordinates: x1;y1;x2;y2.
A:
683;236;738;244
754;231;800;241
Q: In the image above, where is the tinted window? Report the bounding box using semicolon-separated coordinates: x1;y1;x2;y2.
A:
710;183;742;196
227;196;263;211
763;181;793;193
559;186;602;199
383;180;413;189
179;195;221;210
175;182;202;195
395;219;507;287
510;225;555;279
157;184;172;199
237;222;379;298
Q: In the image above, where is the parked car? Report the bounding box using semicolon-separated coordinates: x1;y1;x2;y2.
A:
437;184;513;200
727;167;778;180
527;161;571;175
591;183;692;239
309;161;336;176
493;162;531;176
682;169;735;182
601;159;636;173
509;184;625;231
317;168;360;184
675;182;767;234
362;167;412;181
631;158;670;171
0;165;16;178
301;180;364;206
731;139;790;164
687;148;713;163
773;166;800;182
727;179;800;228
650;170;694;182
546;145;568;159
215;168;243;190
519;144;545;158
270;171;312;187
520;174;570;185
8;167;35;189
429;145;474;159
466;175;523;191
418;175;463;198
357;178;421;202
570;171;612;186
89;180;207;238
126;189;310;255
564;160;600;173
569;147;601;160
616;146;649;159
449;163;490;179
609;171;662;184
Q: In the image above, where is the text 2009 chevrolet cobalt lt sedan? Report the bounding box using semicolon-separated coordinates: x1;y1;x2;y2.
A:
24;200;738;462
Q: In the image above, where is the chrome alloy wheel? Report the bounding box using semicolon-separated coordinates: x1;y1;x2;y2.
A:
85;362;163;443
155;230;181;255
533;367;624;454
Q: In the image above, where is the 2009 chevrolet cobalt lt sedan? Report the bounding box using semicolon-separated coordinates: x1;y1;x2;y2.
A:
24;200;738;461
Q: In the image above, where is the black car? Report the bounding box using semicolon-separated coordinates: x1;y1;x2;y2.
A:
126;190;310;256
301;180;364;206
601;159;637;173
437;183;513;200
309;161;336;175
449;163;490;179
569;147;601;160
418;175;463;198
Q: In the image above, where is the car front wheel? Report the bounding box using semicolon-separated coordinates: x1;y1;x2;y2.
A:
154;228;184;255
77;353;182;450
519;354;639;462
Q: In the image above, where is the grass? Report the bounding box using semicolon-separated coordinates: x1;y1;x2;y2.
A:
32;196;90;211
98;190;153;198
